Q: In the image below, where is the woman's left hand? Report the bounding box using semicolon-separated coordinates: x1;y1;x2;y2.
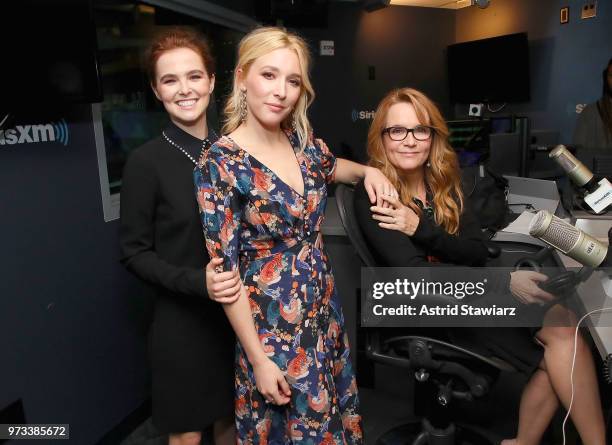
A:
371;195;420;236
363;166;398;208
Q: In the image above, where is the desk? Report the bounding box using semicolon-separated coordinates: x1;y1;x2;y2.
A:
496;229;612;360
499;179;612;358
571;210;612;221
495;206;612;359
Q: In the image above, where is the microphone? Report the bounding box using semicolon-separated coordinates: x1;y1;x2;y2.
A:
528;210;608;267
549;145;595;190
549;145;612;213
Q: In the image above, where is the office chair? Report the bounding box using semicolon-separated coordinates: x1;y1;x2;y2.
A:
335;184;517;445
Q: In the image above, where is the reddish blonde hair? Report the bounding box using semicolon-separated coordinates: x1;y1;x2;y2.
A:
367;88;464;234
145;26;215;84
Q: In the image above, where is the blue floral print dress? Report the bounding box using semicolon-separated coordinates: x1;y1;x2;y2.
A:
194;131;362;445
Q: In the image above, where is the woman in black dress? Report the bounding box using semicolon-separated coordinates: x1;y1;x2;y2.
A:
354;88;606;445
119;27;238;445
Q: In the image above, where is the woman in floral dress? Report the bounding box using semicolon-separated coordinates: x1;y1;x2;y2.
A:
194;27;396;444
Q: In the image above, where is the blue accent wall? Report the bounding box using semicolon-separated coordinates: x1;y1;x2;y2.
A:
0;106;151;443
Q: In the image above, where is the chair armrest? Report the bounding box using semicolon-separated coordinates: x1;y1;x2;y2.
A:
384;336;517;373
483;241;501;258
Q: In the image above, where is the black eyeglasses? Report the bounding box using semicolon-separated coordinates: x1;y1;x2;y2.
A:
382;125;434;142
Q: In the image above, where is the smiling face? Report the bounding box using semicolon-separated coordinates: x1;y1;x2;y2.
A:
239;47;302;130
383;102;432;173
151;47;215;131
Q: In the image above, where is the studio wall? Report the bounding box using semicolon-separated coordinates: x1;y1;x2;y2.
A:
299;0;610;157
454;0;612;143
301;2;455;163
0;106;151;443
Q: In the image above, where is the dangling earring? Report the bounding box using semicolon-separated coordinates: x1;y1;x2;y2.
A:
239;89;247;123
426;160;431;168
291;113;297;133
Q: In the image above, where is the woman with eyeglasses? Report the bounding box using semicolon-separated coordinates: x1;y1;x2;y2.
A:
353;88;606;445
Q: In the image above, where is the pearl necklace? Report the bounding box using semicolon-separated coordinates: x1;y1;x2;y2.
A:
162;129;216;165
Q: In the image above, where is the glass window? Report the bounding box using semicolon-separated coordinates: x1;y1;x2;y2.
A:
93;1;248;221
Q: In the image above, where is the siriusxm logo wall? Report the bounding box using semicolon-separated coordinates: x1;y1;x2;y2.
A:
351;109;376;122
0;119;70;146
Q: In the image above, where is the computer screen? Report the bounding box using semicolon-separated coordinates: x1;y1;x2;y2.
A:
448;33;530;104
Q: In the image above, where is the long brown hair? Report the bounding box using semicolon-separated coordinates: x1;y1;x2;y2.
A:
367;88;463;234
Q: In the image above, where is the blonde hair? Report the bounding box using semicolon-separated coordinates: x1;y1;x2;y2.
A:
367;88;464;234
222;27;315;150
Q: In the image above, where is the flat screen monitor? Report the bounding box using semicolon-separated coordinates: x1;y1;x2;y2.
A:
448;32;530;104
0;0;103;109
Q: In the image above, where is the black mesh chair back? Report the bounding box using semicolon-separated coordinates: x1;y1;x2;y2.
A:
335;184;376;267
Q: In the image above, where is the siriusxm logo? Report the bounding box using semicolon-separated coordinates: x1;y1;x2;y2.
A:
0;119;70;146
351;109;376;122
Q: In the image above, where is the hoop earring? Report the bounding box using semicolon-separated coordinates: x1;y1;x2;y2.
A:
239;89;247;123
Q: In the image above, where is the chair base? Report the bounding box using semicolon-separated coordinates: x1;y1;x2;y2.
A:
375;418;495;445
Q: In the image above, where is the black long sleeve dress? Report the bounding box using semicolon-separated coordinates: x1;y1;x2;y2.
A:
119;122;234;433
353;181;544;376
